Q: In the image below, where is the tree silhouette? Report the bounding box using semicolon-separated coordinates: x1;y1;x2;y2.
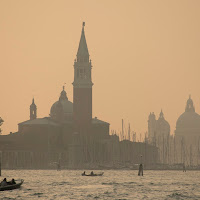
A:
0;117;4;134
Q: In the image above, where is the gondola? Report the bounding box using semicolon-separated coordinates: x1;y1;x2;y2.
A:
0;179;24;191
82;172;104;176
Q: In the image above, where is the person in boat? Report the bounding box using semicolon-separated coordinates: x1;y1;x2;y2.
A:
0;178;7;186
11;179;16;184
82;171;86;175
90;171;94;175
6;178;16;185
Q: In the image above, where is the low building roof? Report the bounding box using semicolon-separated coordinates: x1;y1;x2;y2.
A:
18;117;60;126
92;117;110;125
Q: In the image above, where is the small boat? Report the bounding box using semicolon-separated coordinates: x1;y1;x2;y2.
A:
0;179;24;191
82;172;104;176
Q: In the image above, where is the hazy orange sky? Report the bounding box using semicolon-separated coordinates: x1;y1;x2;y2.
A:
1;0;200;138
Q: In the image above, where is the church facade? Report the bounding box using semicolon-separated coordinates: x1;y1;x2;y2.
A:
148;110;171;164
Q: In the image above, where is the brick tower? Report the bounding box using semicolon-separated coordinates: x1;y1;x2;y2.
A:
73;22;93;135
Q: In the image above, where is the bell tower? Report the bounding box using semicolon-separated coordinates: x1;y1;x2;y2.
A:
73;22;93;135
30;98;37;120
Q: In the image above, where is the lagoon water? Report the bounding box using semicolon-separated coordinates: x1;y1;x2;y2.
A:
0;170;200;200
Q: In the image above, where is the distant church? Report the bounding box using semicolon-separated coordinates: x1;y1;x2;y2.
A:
148;110;170;164
174;96;200;165
175;95;200;140
148;96;200;166
12;23;109;152
148;110;170;143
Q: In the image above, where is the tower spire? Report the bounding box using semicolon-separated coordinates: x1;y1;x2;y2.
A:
160;109;164;118
77;22;89;59
185;95;195;112
73;23;93;135
30;98;37;120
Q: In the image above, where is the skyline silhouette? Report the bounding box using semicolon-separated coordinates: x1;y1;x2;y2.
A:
1;0;200;136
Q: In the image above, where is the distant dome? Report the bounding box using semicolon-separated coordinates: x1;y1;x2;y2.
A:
175;96;200;136
176;112;200;130
50;87;73;122
156;110;170;136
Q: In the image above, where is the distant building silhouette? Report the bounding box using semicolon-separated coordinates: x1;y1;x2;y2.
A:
175;96;200;166
175;95;200;138
73;22;93;135
0;23;158;169
18;23;109;154
148;110;170;143
30;98;37;120
148;110;170;164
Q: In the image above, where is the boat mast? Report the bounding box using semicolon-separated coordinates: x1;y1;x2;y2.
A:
128;123;131;141
173;136;176;164
163;135;165;164
190;144;192;167
122;119;124;140
0;151;2;176
198;137;200;166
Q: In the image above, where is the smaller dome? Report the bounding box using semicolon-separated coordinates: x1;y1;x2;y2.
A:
156;110;170;135
50;100;73;115
50;87;73;122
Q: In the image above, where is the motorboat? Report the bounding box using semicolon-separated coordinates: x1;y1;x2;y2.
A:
82;172;104;176
0;179;24;191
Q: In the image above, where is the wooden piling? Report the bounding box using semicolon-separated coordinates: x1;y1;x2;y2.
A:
138;164;143;176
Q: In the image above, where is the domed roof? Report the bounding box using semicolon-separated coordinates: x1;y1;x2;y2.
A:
156;110;170;133
50;87;73;119
176;111;200;129
176;96;200;135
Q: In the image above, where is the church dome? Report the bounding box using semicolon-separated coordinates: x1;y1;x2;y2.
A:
176;112;200;130
50;87;73;122
175;96;200;136
156;110;170;136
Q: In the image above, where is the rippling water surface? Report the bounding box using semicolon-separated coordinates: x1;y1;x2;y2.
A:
0;170;200;199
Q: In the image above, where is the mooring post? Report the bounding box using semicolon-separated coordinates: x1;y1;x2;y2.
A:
138;155;143;176
138;163;143;176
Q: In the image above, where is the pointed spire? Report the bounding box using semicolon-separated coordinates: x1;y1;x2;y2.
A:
30;97;37;120
186;95;195;112
160;109;164;118
30;97;36;108
77;22;89;59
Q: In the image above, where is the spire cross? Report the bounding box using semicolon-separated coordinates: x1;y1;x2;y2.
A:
63;83;66;91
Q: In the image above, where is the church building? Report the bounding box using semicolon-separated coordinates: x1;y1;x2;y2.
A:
9;23;110;153
148;110;170;164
